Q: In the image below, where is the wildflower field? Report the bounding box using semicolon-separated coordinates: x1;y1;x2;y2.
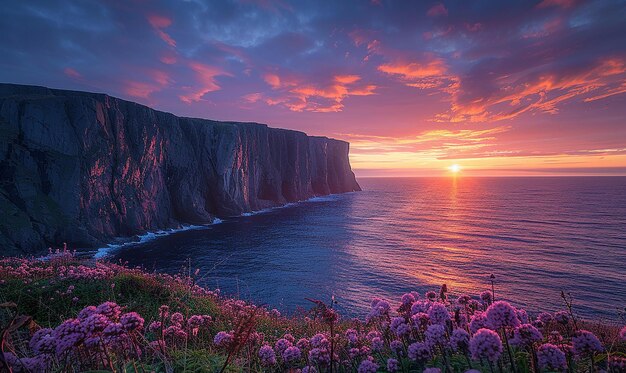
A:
0;249;624;372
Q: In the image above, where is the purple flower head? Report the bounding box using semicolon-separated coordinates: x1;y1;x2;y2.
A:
357;358;378;373
77;306;98;320
158;305;169;319
258;344;277;366
308;347;330;366
450;328;470;352
411;300;431;315
469;328;503;362
282;346;301;365
537;343;567;371
120;312;144;332
52;318;84;357
310;333;329;348
296;338;310;350
371;337;384;351
187;315;204;329
619;326;626;342
485;301;520;329
390;339;404;355
29;328;55;354
412;312;430;331
408;342;431;362
96;301;122;320
480;291;493;304
83;313;110;334
469;311;487;334
572;330;604;355
149;321;162;333
170;312;184;326
102;322;125;341
345;328;359;344
302;366;318;373
554;311;569;325
401;293;416;305
368;298;391;320
387;358;399;372
274;338;293;355
537;312;553;325
510;324;543;347
428;302;450;325
457;295;472;306
214;331;234;348
426;291;437;301
390;317;411;337
516;308;529;324
425;324;447;347
349;347;361;359
259;345;276;367
283;333;295;343
424;368;441;373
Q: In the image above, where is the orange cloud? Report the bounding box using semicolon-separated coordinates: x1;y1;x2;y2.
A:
179;62;232;103
378;57;458;91
256;72;377;112
147;14;176;48
123;69;172;99
437;57;626;123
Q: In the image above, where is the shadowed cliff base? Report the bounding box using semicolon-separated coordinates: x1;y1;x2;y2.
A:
0;83;360;255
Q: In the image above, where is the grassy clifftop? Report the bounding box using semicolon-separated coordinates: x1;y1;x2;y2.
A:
0;250;624;372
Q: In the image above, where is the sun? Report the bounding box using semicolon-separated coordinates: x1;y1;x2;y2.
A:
448;164;461;173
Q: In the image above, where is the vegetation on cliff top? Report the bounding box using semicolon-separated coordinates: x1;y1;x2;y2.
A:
1;248;625;372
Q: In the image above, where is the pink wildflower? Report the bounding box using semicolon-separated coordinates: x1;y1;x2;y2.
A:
274;338;292;354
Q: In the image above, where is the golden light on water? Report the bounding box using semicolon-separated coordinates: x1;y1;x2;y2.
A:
448;164;461;174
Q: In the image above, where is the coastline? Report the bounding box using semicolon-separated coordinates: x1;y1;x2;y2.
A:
90;192;354;259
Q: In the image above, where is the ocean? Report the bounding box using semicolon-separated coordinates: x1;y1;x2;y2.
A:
108;177;626;319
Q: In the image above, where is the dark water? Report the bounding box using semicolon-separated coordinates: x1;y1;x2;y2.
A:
109;177;626;319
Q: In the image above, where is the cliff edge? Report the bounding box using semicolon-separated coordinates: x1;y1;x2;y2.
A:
0;84;361;255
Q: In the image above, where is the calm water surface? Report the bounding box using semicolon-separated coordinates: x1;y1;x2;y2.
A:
110;177;626;319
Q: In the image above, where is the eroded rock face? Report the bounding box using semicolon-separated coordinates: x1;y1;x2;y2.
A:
0;84;360;255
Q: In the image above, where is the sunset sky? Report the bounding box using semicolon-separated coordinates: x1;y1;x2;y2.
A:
2;0;625;176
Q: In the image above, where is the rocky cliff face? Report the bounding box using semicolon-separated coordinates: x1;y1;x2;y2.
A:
0;84;360;255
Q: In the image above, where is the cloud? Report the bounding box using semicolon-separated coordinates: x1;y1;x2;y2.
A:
147;14;176;48
378;56;457;90
427;3;448;17
179;62;232;103
436;57;626;123
257;72;377;112
63;67;82;79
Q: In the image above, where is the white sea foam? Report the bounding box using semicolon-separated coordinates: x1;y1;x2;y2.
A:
93;193;348;258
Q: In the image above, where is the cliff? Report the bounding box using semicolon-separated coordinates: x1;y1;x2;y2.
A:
0;83;360;255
